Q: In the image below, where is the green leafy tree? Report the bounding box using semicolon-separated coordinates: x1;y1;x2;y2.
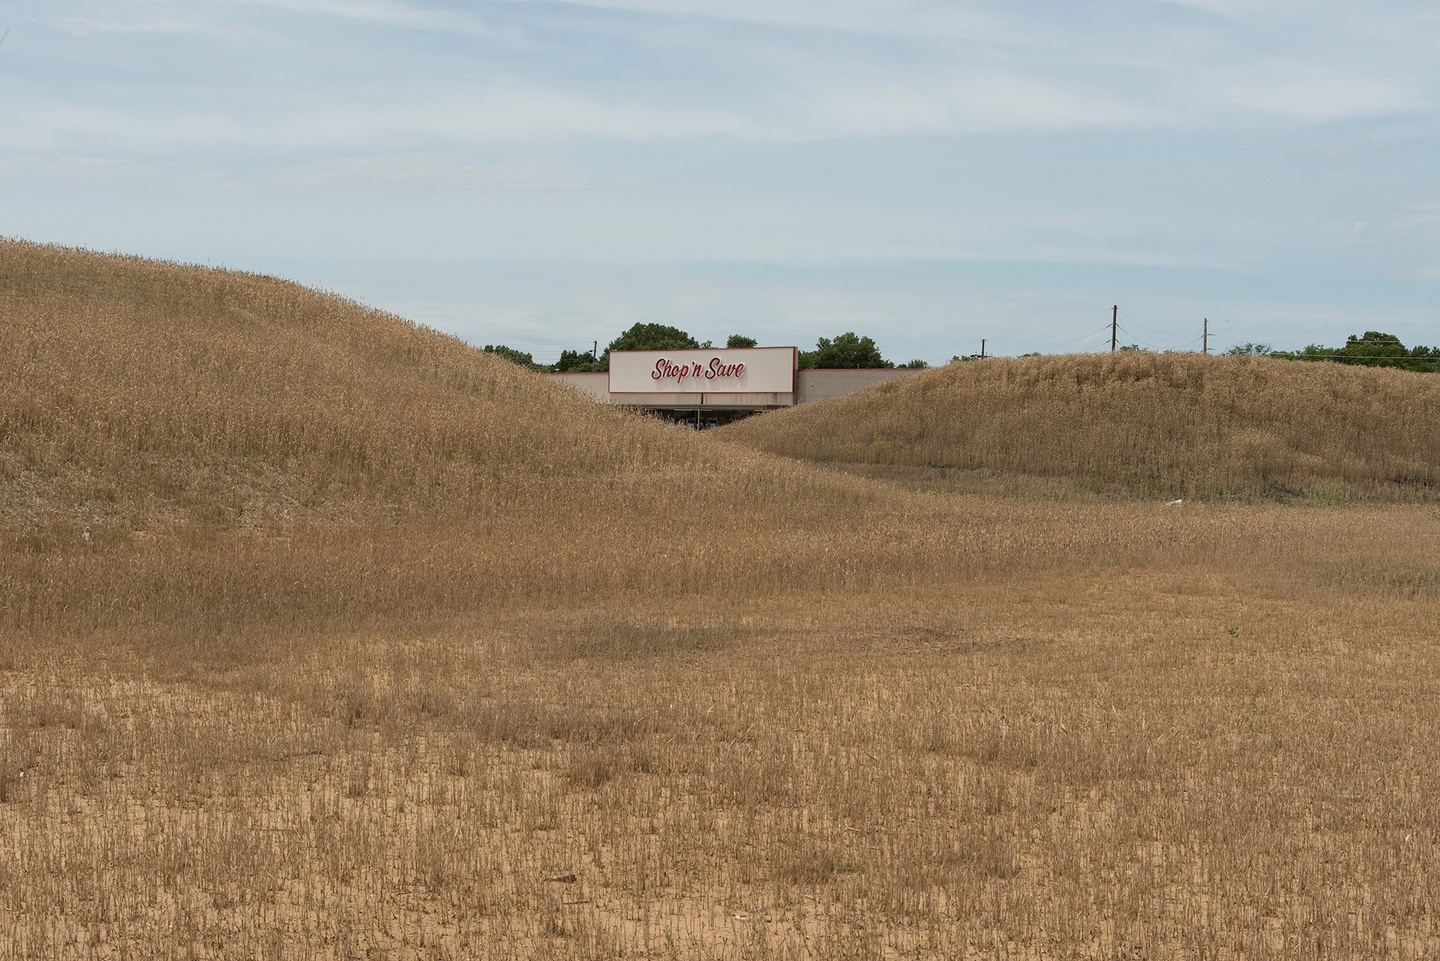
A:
483;344;540;370
1272;331;1440;372
1410;345;1440;369
1273;344;1327;363
1339;331;1408;365
902;358;929;369
726;334;758;348
606;323;700;354
601;323;704;372
799;332;893;369
551;349;601;372
1329;331;1407;365
1226;343;1272;356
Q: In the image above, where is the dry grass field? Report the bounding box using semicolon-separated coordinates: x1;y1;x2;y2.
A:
717;351;1440;503
3;239;1438;959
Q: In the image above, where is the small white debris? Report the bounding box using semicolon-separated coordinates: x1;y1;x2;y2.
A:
83;526;92;542
1165;499;1184;507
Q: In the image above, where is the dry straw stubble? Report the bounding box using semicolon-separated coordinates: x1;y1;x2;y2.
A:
2;240;1438;959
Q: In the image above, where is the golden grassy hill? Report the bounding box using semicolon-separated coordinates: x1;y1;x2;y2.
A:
1;239;1134;644
5;239;903;642
0;237;716;528
0;241;695;633
718;351;1440;501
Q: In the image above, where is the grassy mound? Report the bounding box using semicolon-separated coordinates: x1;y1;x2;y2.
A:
718;351;1440;501
1;239;846;640
1;239;1156;643
0;238;713;528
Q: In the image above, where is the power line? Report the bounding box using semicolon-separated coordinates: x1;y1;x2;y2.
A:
1113;325;1160;351
1116;307;1197;338
1114;321;1208;352
1005;306;1116;337
1051;325;1117;352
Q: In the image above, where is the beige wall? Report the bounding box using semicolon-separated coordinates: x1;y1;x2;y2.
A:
548;371;610;401
795;368;923;404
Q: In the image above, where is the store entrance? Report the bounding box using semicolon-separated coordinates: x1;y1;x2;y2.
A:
648;408;767;430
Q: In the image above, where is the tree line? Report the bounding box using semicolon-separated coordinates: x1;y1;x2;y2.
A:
488;325;1440;375
1228;331;1440;373
485;324;929;373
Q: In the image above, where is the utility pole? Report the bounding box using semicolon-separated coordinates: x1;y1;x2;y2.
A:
980;338;986;360
1202;318;1209;355
1111;305;1118;353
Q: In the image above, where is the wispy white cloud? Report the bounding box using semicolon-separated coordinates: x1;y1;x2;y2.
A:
1182;60;1423;123
1391;202;1440;247
1136;0;1298;16
240;0;518;34
243;0;443;22
494;0;1007;41
4;62;1164;158
23;1;1428;167
1;86;750;155
56;0;459;32
17;50;1417;162
49;0;515;45
55;15;258;39
268;152;588;191
776;65;1163;138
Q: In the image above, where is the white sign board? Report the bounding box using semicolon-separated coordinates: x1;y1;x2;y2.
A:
609;347;797;395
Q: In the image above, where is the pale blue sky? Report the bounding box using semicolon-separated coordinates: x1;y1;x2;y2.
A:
3;0;1437;364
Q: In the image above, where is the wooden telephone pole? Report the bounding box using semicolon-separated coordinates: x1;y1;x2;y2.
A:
1111;305;1118;352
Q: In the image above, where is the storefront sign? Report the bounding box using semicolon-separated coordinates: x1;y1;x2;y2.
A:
609;347;796;395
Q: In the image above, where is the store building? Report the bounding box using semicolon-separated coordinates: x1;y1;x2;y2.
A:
548;347;924;427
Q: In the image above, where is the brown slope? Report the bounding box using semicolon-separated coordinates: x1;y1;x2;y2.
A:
717;351;1440;501
0;240;811;639
0;240;964;642
9;241;1433;654
0;237;717;529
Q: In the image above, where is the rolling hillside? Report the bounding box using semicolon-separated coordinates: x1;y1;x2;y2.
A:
2;238;885;640
5;238;1434;649
718;351;1440;501
1;238;721;528
4;240;1440;959
1;239;1183;642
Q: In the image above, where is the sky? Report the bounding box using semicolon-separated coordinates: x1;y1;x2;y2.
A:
2;0;1437;365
